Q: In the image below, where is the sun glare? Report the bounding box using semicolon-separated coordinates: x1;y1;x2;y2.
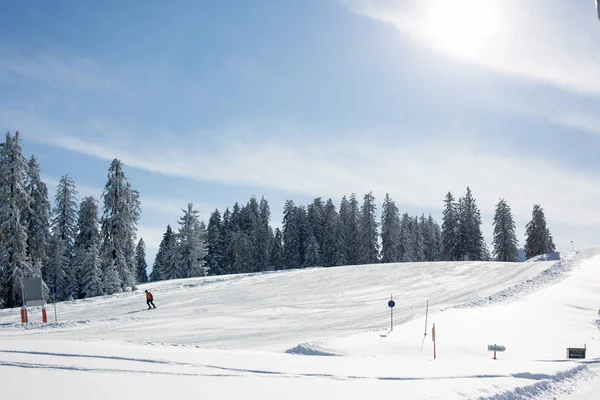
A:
423;0;501;58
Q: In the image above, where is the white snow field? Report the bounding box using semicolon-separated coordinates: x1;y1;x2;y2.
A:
1;249;600;399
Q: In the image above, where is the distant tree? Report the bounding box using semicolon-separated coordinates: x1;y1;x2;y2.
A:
206;209;226;275
424;215;442;261
321;199;341;267
410;216;425;262
257;197;272;271
359;192;379;264
272;228;284;270
398;213;413;262
340;194;361;265
303;233;320;268
492;199;519;262
524;205;556;259
380;194;401;263
135;238;148;283
441;192;459;261
283;200;301;269
307;198;325;263
456;187;484;261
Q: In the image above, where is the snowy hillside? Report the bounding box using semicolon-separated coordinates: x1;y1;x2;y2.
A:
1;250;600;399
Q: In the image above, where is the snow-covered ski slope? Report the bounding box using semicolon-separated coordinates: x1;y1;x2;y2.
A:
1;249;600;399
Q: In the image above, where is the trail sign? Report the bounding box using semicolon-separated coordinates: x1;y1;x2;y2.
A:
567;347;586;359
388;300;395;308
23;278;44;306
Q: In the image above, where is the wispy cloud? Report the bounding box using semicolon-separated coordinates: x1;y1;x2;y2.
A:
0;47;113;90
342;0;600;96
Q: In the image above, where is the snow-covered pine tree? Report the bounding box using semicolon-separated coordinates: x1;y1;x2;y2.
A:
220;208;234;275
177;203;207;278
456;187;484;261
0;132;33;307
303;233;320;268
441;192;459;261
426;215;442;261
410;216;425;262
296;205;308;268
307;198;325;262
359;192;379;264
492;199;519;262
45;231;69;300
272;228;284;270
398;213;413;262
206;209;226;275
52;174;78;258
103;258;121;295
73;197;101;297
524;205;555;259
321;199;340;267
380;193;401;263
24;155;51;282
150;225;173;281
230;231;251;274
80;244;103;298
257;197;271;272
161;228;181;280
283;200;301;269
135;238;148;283
100;159;141;291
340;194;361;265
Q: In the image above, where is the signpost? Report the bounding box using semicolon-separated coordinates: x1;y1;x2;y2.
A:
432;323;436;360
388;295;395;331
488;344;506;360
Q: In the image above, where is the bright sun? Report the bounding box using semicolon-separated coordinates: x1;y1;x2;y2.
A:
422;0;501;58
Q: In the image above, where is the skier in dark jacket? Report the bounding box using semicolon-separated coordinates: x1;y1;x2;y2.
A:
145;290;156;309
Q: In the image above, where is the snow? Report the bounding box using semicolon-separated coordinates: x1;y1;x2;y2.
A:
1;249;600;399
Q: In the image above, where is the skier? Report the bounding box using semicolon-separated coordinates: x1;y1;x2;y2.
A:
145;290;156;309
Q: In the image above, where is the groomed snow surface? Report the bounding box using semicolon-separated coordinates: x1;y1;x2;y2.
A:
1;249;600;399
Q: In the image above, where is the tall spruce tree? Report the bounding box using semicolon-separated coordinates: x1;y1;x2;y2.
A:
340;194;361;265
24;155;51;281
52;174;78;257
45;231;69;300
177;203;207;278
380;194;401;263
0;132;32;307
257;197;271;271
272;228;284;270
151;225;174;281
441;192;459;261
206;209;226;275
492;199;519;262
399;213;413;262
321;199;341;267
524;205;556;259
283;200;301;269
100;159;141;291
135;238;148;283
359;192;379;264
425;215;442;261
74;197;102;297
456;187;484;261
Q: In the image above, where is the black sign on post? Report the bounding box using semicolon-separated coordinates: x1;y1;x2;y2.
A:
388;300;395;308
567;347;586;359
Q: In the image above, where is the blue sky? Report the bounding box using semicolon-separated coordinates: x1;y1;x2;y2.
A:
2;0;600;264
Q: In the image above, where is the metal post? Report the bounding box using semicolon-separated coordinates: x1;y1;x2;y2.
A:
432;323;436;360
424;300;429;336
53;290;57;323
390;295;393;331
493;343;497;360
